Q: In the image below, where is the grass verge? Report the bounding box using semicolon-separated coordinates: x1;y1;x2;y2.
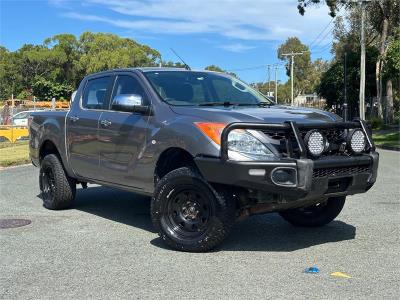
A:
0;141;31;167
372;131;400;149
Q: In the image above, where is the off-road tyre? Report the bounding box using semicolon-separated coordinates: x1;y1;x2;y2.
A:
151;167;236;252
279;196;346;227
39;154;76;210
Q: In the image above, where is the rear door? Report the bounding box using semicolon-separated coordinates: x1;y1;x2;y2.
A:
67;75;113;179
97;72;151;187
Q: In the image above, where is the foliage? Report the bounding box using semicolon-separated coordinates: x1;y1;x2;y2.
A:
162;61;187;68
297;0;400;123
205;65;224;72
0;32;162;100
278;37;311;95
277;37;328;96
205;65;236;77
317;47;378;118
384;36;400;78
32;77;74;100
252;81;291;104
77;32;160;74
367;116;384;130
16;90;32;100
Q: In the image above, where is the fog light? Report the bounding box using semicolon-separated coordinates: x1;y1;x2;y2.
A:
271;167;297;187
348;129;366;154
304;130;326;156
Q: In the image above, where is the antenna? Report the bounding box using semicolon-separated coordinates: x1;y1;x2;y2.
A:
170;48;191;70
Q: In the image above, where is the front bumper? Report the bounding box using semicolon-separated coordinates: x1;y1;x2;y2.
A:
195;120;379;201
195;152;379;200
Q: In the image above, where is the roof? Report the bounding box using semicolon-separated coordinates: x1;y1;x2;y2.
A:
84;67;228;79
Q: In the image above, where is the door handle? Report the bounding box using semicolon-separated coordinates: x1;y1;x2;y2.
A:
100;119;112;127
69;116;79;122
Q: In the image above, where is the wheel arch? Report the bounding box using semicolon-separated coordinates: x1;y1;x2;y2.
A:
39;139;62;162
154;147;200;185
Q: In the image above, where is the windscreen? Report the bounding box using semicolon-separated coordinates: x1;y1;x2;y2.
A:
143;71;273;106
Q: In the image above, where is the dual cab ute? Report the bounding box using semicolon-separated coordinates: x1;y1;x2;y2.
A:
29;68;379;252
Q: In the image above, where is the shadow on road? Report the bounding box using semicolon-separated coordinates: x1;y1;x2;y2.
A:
72;186;356;252
73;186;154;233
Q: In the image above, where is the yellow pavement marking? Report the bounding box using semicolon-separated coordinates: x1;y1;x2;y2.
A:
330;272;352;278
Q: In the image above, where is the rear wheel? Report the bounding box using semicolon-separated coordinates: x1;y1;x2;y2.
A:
39;154;76;210
151;167;235;252
279;196;346;227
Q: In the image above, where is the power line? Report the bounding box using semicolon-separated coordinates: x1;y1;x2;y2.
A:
310;26;335;50
226;63;284;72
308;18;335;49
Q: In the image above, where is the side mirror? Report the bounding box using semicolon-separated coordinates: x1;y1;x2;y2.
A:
111;94;153;115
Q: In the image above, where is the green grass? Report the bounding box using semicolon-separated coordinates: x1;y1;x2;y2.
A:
372;131;400;149
0;141;30;167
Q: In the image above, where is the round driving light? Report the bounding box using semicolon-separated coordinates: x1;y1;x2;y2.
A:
348;129;366;153
304;130;326;156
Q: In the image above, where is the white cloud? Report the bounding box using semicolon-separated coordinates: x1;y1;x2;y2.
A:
61;0;334;47
218;43;255;53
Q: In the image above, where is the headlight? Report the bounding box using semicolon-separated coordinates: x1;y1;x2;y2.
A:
304;130;326;156
348;129;366;153
228;130;274;160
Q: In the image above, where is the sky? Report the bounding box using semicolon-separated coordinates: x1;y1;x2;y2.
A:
0;0;335;83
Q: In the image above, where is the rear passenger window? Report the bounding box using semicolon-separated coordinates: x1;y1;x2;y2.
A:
82;77;111;109
111;75;147;106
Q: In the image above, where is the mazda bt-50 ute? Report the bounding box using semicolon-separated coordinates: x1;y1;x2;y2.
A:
29;68;379;252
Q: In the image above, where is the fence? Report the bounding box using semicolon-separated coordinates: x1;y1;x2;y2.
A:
1;104;66;143
0;126;29;143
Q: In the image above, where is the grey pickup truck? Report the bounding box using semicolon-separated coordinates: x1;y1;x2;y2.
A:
29;68;379;252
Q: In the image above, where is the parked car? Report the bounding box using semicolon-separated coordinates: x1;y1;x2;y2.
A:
29;68;379;252
12;110;35;126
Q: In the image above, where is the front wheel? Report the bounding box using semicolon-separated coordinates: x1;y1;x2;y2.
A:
151;167;236;252
279;196;346;227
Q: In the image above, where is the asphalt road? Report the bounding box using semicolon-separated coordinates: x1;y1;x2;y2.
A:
1;150;399;299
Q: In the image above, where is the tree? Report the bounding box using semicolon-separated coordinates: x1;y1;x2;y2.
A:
0;47;23;99
44;34;81;87
384;33;400;123
297;0;400;123
78;32;161;74
318;47;378;118
204;65;236;77
277;37;312;95
162;61;187;68
205;65;224;72
32;77;74;100
0;32;162;100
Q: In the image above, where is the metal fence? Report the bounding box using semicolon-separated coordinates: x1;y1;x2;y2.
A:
1;106;35;143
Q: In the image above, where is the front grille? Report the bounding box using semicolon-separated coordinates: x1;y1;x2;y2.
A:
261;127;352;158
313;165;371;178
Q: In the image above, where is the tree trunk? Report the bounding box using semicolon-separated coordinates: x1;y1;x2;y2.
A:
375;61;383;118
375;3;389;119
385;79;393;124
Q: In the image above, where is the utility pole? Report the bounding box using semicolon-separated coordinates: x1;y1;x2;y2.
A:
344;51;348;121
274;65;278;103
359;0;367;120
348;0;374;119
267;65;271;97
281;52;304;106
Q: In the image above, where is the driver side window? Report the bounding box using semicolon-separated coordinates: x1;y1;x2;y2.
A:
111;75;147;108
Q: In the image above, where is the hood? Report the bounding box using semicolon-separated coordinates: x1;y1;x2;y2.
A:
170;105;342;124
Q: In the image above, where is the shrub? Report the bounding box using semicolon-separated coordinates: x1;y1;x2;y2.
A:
367;117;384;130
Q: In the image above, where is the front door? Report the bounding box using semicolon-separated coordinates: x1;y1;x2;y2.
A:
67;75;112;179
98;73;151;187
